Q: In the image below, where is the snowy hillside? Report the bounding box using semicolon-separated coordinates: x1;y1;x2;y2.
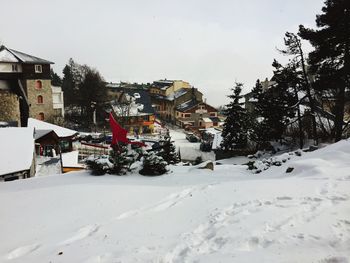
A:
1;140;350;263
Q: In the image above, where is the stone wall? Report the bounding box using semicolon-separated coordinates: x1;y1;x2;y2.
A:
0;91;20;125
26;79;54;121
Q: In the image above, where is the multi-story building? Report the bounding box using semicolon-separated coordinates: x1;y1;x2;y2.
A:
175;100;220;129
149;80;203;122
110;88;156;134
0;46;55;126
51;86;65;118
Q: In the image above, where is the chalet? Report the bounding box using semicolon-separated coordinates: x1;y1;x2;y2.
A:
0;127;36;181
151;87;203;123
175;100;219;129
28;118;78;153
110;88;156;134
0;46;56;126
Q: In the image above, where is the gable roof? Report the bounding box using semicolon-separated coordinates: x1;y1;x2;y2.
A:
0;46;53;64
176;99;199;112
28;118;77;138
0;127;35;176
166;88;189;101
115;88;155;115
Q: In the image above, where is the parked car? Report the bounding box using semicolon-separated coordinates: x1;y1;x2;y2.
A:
186;132;200;142
90;133;105;143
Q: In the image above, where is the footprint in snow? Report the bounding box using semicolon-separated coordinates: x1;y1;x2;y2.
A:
7;244;40;260
60;224;99;245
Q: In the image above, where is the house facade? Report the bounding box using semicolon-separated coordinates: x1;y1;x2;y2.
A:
149;80;203;123
110;88;156;134
0;46;55;126
175;100;219;129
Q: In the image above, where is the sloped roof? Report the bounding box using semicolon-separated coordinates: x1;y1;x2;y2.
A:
0;46;53;64
166;88;189;101
0;48;20;63
176;99;199;112
117;89;155;115
0;127;35;176
28;118;77;138
34;129;58;140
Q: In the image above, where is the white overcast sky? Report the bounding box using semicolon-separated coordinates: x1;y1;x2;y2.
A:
0;0;323;106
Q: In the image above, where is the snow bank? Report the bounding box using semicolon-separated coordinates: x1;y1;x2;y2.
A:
0;127;34;176
0;140;349;262
28;118;77;138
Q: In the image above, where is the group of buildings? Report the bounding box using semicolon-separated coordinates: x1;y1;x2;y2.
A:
0;46;223;180
0;45;222;135
107;79;222;135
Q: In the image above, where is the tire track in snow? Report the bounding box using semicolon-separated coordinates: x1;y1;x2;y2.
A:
59;224;100;246
116;184;217;220
163;190;349;263
7;244;41;260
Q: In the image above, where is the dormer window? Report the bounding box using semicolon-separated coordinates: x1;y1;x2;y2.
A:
35;65;42;73
12;64;18;72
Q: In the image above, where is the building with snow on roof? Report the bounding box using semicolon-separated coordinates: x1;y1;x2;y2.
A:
175;100;220;130
110;88;156;134
0;127;36;181
0;45;55;126
149;80;203;123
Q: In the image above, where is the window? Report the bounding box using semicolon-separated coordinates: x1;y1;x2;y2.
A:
210;112;217;117
12;64;18;72
38;112;45;121
35;80;42;89
37;95;43;104
184;113;191;118
35;65;42;73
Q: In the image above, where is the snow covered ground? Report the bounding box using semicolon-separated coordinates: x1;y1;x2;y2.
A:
170;129;215;162
1;140;350;262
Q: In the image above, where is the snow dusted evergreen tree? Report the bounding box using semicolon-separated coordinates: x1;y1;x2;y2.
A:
87;144;142;176
251;74;296;146
158;134;181;164
299;0;350;141
139;151;168;176
221;83;249;150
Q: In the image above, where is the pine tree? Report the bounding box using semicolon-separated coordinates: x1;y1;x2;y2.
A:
50;68;62;86
139;151;168;176
221;83;249;150
158;134;180;164
61;61;76;106
279;32;319;145
251;76;296;147
299;0;350;141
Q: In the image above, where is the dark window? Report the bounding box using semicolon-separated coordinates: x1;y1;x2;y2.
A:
35;65;42;73
37;95;43;104
38;112;45;120
35;80;42;89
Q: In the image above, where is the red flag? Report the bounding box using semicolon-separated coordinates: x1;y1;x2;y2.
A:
109;113;129;145
109;113;146;147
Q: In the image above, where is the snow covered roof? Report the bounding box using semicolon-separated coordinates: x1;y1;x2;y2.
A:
0;127;35;176
112;89;155;116
0;46;53;64
62;151;83;168
202;117;212;123
28;118;77;138
176;99;199;112
34;129;54;140
0;47;20;63
166;88;189;101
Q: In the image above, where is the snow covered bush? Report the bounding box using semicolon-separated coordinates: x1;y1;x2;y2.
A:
139;151;168;176
86;155;113;175
86;144;143;175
